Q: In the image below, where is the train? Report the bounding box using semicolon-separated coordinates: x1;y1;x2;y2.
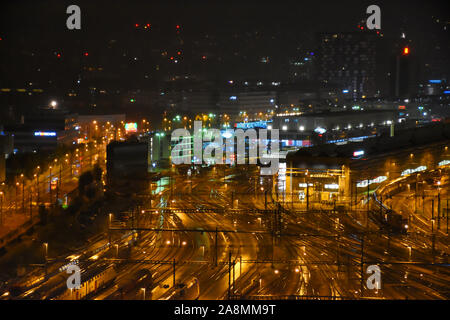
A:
54;264;117;300
23;263;117;300
166;277;200;300
372;192;408;234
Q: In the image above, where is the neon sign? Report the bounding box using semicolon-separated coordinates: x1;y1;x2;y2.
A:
34;131;56;137
125;122;137;133
235;121;269;129
353;150;364;157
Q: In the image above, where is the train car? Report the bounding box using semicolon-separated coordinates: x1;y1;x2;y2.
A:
21;273;68;300
51;264;117;300
372;192;408;234
166;278;200;300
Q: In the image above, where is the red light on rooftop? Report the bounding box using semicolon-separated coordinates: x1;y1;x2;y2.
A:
146;23;150;27
84;52;89;57
135;23;139;28
176;25;180;29
403;47;409;55
57;53;61;58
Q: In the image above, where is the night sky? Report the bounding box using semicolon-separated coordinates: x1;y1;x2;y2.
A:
1;1;449;37
0;0;449;92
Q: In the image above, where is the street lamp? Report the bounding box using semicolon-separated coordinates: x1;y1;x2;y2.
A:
35;166;40;205
0;191;3;226
49;166;53;204
15;181;19;214
21;174;25;214
43;242;48;260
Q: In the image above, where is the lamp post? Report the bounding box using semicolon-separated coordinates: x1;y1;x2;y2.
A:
20;174;25;214
437;189;441;230
108;213;113;244
36;166;40;205
49;165;53;204
43;242;48;277
15;181;19;214
43;242;48;259
29;188;32;221
0;191;3;226
53;159;58;203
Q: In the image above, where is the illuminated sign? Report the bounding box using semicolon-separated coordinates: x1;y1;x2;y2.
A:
34;131;56;137
314;127;326;134
398;105;406;110
235;121;268;129
298;183;313;188
125;122;137;133
428;80;441;84
357;176;387;188
281;140;311;147
438;160;450;167
324;183;339;189
401;166;426;176
353;150;364;157
298;191;305;200
221;131;233;139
